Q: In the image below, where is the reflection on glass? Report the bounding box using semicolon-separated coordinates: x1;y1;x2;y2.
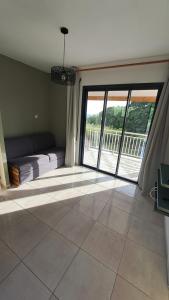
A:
82;88;158;183
99;91;128;173
83;91;105;167
117;89;158;181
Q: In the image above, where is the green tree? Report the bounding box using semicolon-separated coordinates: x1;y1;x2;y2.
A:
125;103;154;133
87;103;155;133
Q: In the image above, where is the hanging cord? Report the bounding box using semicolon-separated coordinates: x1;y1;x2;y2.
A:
149;186;157;201
63;34;65;67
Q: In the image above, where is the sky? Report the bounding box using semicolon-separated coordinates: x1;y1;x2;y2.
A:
87;100;126;116
87;89;158;116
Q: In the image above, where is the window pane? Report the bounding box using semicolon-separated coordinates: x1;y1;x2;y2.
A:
83;91;105;168
99;91;128;173
117;89;158;181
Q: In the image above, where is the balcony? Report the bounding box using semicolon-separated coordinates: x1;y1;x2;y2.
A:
83;129;147;181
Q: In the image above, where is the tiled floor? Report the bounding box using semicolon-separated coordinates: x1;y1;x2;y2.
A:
0;166;168;300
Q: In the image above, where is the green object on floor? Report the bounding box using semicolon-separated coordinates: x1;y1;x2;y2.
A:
160;163;169;188
155;164;169;216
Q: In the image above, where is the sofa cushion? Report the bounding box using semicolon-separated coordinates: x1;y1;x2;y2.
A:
50;157;65;169
20;164;52;184
42;147;65;161
30;132;56;153
9;154;49;174
5;136;34;160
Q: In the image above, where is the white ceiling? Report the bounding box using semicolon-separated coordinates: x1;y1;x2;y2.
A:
0;0;169;73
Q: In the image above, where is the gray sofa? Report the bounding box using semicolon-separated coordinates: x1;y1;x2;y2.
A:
5;132;65;186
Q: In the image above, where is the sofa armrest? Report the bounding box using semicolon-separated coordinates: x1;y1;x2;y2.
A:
8;165;20;187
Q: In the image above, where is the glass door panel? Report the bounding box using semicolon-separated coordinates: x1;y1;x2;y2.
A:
81;85;161;183
117;89;158;181
99;91;128;173
83;91;105;168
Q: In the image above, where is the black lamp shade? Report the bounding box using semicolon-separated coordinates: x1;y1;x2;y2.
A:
51;66;76;86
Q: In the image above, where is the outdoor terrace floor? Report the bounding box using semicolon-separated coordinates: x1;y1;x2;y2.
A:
83;148;142;181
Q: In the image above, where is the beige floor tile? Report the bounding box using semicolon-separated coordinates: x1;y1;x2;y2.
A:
73;190;111;220
118;240;168;300
0;210;50;258
60;174;112;188
111;275;151;300
128;216;165;256
0;263;50;299
16;180;81;202
50;169;105;185
56;209;94;246
56;178;95;190
4;185;40;201
55;250;116;300
97;178;117;189
24;231;78;291
51;191;81;207
30;177;66;188
80;183;110;195
93;175;115;185
0;189;8;202
36;181;80;194
62;182;107;199
132;197;164;227
114;182;138;197
82;222;125;272
35;177;74;189
99;202;131;235
78;170;108;180
49;295;59;300
0;196;5;204
47;166;87;177
48;186;83;203
0;240;20;283
29;201;71;228
111;191;135;213
15;193;53;209
0;167;167;300
0;200;23;214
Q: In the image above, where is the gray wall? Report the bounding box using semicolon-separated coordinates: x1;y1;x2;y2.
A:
49;82;67;147
0;112;9;187
0;54;50;137
0;53;67;147
0;54;67;186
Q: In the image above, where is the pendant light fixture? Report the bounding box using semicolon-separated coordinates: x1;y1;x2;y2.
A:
51;27;76;86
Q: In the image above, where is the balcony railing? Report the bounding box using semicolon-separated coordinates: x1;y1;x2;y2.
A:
85;129;147;159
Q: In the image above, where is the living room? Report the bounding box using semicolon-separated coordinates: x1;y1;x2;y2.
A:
0;1;169;300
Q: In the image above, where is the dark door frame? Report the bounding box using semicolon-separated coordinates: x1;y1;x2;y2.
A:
79;82;164;184
96;90;108;169
114;90;131;176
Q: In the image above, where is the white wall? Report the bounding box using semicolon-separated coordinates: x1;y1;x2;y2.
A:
80;61;168;86
76;58;169;162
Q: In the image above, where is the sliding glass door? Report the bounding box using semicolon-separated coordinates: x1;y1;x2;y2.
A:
81;83;163;182
99;91;128;174
83;91;105;168
117;89;158;180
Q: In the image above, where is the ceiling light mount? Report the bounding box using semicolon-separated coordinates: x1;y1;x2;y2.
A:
60;27;68;35
51;26;76;86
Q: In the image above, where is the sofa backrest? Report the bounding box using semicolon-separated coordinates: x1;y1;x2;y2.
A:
5;132;56;160
5;136;34;160
30;132;56;153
